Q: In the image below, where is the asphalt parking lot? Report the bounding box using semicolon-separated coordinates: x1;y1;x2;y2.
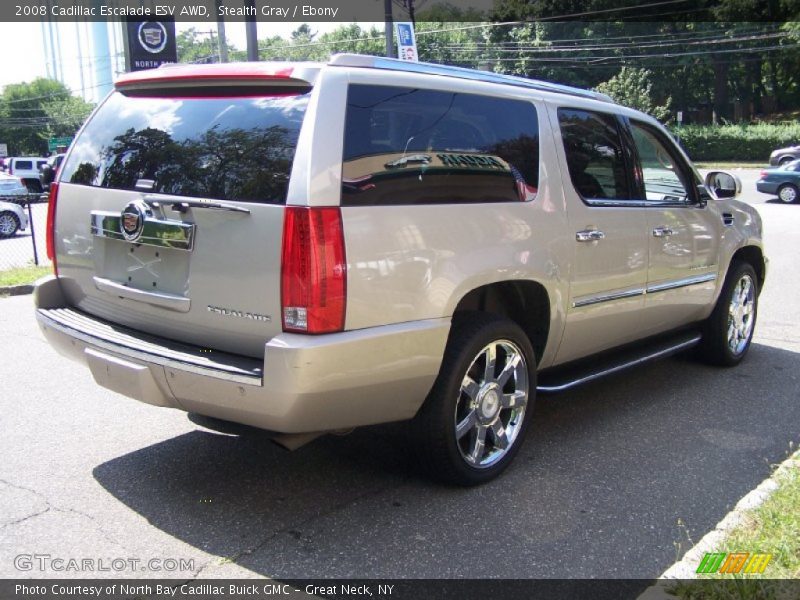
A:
1;171;798;583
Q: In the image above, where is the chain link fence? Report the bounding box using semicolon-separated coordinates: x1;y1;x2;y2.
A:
0;194;51;272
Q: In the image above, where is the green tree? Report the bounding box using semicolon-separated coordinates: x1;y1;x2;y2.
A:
260;23;383;61
0;79;94;155
177;27;237;63
595;67;672;122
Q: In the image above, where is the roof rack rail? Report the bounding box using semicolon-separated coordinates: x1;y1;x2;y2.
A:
328;54;613;103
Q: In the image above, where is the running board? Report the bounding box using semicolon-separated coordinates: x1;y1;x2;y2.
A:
536;331;702;394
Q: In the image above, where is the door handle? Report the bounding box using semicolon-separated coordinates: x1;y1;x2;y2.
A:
652;226;675;237
576;229;605;242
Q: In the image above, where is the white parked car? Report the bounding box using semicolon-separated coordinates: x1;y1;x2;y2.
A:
7;156;48;192
0;199;29;237
0;172;29;200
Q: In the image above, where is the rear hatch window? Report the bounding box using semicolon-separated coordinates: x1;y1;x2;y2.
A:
60;91;309;204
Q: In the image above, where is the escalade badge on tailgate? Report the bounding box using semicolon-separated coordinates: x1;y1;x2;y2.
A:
120;200;150;242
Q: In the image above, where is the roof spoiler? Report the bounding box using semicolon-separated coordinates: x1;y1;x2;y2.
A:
115;63;320;92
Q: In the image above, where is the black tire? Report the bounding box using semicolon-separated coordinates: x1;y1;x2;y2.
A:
698;261;758;367
409;313;536;486
777;183;798;204
0;211;20;238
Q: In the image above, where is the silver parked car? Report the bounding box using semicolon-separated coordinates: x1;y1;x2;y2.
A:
35;55;766;485
0;199;29;237
769;144;800;167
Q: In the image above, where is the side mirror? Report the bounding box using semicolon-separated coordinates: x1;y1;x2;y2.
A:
705;171;741;199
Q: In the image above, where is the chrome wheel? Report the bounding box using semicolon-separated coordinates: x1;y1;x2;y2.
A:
455;340;529;469
0;212;18;237
778;184;797;204
727;273;755;356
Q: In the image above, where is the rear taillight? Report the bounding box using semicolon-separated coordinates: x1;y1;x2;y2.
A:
281;206;346;334
46;182;58;275
759;170;767;178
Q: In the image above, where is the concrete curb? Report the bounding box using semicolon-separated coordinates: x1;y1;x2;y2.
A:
638;452;800;599
0;284;34;296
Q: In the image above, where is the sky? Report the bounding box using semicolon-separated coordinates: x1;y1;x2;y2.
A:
0;20;362;100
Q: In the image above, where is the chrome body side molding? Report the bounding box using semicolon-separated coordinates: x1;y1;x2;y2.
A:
573;287;645;308
646;272;717;294
572;273;717;308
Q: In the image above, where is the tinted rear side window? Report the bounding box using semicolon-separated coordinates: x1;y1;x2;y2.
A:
60;91;309;204
342;85;539;206
558;108;631;201
15;161;33;170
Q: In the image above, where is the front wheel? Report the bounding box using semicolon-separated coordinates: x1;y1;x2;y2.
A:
410;313;536;486
0;212;20;238
698;262;758;366
777;183;798;204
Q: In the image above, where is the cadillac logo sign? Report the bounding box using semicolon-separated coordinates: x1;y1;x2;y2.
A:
126;19;177;72
138;22;168;54
120;200;150;242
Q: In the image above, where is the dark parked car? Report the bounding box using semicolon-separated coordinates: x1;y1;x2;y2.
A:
769;144;800;167
39;153;65;192
756;159;800;203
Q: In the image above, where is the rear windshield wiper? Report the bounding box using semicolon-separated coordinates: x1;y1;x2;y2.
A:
144;196;251;215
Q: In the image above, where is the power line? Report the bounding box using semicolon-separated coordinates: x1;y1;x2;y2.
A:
460;43;800;63
440;31;790;53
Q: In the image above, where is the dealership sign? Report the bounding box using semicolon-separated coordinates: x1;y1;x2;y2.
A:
126;19;177;71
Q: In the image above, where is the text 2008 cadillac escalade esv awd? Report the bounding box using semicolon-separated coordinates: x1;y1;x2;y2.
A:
35;55;765;485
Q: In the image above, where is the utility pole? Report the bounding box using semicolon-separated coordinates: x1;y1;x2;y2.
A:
216;0;228;62
245;0;258;61
384;0;395;58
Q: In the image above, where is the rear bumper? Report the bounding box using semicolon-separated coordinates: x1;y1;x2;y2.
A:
755;180;778;195
34;276;449;433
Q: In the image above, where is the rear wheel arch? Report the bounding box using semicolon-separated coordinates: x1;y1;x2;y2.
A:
452;280;550;366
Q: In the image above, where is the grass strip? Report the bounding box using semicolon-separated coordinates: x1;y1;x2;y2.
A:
0;265;50;288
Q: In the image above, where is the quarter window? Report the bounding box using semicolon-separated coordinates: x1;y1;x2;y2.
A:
558;108;631;201
15;160;33;170
342;85;539;206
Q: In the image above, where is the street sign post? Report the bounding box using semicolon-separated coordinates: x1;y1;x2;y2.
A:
48;137;72;153
395;22;418;62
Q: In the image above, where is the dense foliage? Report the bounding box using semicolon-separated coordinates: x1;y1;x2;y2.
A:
0;79;94;156
673;122;800;161
3;2;799;160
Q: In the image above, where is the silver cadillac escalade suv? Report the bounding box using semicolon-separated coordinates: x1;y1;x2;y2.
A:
35;55;766;485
